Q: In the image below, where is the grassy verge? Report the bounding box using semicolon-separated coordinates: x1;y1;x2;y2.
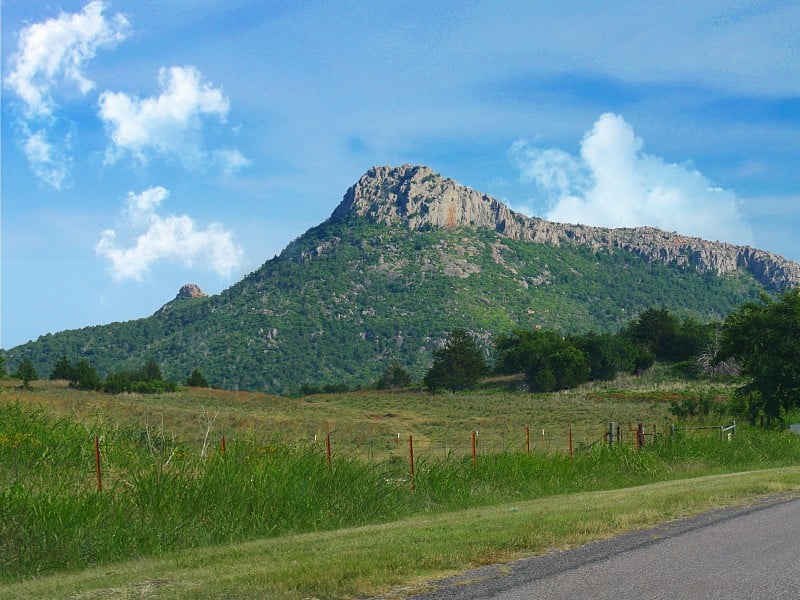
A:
3;468;800;599
5;399;800;583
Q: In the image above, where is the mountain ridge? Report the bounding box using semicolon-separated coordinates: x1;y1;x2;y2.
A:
2;164;795;393
332;164;799;291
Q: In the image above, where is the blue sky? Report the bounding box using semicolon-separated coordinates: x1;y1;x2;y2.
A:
2;0;799;349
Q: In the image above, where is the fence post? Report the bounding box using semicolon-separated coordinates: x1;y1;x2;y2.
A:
326;433;332;466
471;430;477;469
221;434;226;456
526;425;530;453
568;425;574;460
94;435;102;492
608;422;615;448
409;434;415;492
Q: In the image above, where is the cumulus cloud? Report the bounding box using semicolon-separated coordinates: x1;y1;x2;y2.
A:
96;187;243;282
5;0;129;117
4;1;129;187
98;66;247;172
510;113;753;245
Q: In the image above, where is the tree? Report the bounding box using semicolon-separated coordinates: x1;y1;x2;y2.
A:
570;333;637;381
14;358;38;388
141;358;163;382
70;359;101;391
495;329;589;392
186;369;209;388
622;308;715;364
50;356;75;380
622;307;680;360
673;317;715;361
718;290;800;423
424;328;488;392
0;354;6;378
376;361;412;389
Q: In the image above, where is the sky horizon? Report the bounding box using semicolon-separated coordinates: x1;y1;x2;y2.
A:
2;1;799;349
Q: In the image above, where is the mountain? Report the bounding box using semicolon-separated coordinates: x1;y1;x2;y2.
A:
5;165;798;393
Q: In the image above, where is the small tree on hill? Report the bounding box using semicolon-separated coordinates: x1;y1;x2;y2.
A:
50;356;75;380
376;361;412;390
141;358;163;382
424;328;488;392
70;359;101;391
15;358;38;389
186;369;209;388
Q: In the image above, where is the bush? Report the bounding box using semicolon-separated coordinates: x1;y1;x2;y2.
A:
70;359;101;391
424;329;488;392
376;361;412;390
14;358;37;388
186;369;209;388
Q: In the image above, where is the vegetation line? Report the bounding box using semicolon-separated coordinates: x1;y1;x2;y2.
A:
4;468;800;599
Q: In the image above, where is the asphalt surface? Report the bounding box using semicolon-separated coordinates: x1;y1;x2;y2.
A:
383;494;800;599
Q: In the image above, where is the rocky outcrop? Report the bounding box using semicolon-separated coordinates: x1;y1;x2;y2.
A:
176;283;206;300
158;283;207;313
332;165;800;292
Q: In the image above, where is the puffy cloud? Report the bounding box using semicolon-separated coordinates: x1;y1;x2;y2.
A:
96;187;243;282
4;0;129;118
98;66;246;171
4;1;129;187
510;113;753;245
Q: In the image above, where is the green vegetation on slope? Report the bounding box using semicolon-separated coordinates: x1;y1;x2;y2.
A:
3;219;764;393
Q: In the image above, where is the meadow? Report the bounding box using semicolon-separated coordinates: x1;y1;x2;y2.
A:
3;373;800;598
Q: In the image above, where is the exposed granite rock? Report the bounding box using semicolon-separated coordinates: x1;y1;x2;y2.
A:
176;283;206;300
158;283;207;313
332;165;800;292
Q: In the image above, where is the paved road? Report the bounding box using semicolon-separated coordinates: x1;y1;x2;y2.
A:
397;495;800;599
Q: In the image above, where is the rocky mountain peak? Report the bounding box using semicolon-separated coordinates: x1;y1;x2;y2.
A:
176;283;206;300
331;164;506;230
332;165;800;292
158;283;207;313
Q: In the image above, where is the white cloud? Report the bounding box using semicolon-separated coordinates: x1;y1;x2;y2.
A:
213;148;251;176
22;129;71;189
4;0;129;118
96;187;243;282
510;113;754;245
4;1;129;188
98;66;246;171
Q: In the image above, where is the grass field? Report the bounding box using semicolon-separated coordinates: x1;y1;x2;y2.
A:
0;369;732;460
3;372;800;598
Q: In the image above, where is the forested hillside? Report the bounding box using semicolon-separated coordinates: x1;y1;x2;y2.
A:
7;165;796;393
4;216;765;393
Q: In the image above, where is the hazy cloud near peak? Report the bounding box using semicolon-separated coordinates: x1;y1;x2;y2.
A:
96;187;243;282
98;66;246;172
510;113;754;245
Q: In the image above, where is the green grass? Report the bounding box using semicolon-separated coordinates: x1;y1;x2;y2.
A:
3;468;800;599
0;371;733;461
3;374;799;597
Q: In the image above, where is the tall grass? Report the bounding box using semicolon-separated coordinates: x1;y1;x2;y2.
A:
3;402;800;582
